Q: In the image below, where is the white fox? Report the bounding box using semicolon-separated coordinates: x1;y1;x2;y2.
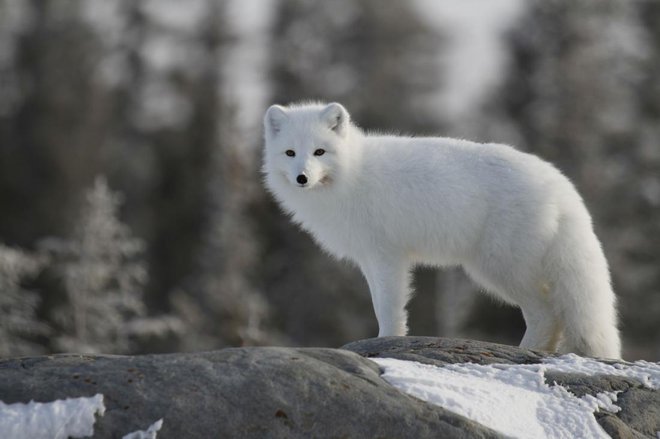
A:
262;102;621;359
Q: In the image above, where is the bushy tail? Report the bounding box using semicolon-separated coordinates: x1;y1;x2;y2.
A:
546;211;621;359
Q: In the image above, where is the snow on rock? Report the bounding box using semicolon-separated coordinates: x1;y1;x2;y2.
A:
122;418;163;439
0;394;105;439
374;355;660;439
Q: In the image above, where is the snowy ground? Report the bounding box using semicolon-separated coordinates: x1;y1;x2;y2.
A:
374;354;660;439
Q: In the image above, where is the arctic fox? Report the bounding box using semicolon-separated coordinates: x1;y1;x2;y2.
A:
262;102;621;359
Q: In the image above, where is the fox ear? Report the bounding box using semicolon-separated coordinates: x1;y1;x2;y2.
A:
320;102;349;137
264;105;288;138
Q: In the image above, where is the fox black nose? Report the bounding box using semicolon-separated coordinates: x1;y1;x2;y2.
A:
296;174;308;185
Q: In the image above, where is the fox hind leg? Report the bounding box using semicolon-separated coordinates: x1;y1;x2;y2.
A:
519;300;563;352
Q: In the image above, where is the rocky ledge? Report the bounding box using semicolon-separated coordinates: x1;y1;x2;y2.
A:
0;337;658;438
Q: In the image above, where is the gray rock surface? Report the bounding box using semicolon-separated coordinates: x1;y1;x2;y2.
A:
343;337;660;439
1;337;658;438
343;336;548;366
0;345;501;439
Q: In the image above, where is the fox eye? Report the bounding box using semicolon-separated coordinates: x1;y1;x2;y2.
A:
314;148;326;156
285;150;295;157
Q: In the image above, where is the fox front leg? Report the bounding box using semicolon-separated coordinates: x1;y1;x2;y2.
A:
360;256;412;337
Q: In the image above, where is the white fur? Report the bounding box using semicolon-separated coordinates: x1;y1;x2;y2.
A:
262;102;621;359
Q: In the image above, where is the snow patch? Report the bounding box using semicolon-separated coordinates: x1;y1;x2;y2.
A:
374;355;660;439
0;394;105;439
122;418;163;439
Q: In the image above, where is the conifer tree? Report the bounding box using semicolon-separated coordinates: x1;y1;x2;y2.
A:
0;243;48;357
271;0;442;132
50;177;149;353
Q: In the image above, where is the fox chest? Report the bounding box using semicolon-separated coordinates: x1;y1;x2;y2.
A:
292;201;370;261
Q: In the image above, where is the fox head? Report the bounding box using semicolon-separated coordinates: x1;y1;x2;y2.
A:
263;102;352;190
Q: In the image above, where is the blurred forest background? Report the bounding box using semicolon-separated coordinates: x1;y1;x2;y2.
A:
0;0;658;360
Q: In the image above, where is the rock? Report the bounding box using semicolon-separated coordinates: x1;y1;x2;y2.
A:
342;336;547;366
1;337;658;438
0;346;501;439
343;336;660;439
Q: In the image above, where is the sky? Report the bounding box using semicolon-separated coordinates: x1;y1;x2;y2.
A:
415;0;524;121
225;0;277;138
